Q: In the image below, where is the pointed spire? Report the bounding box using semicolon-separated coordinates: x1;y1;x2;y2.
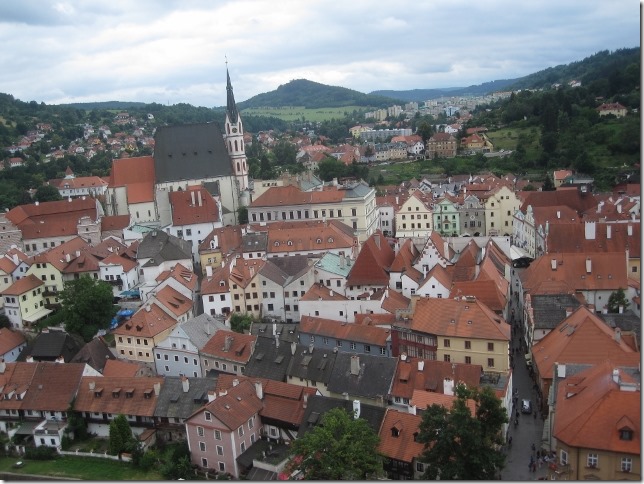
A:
226;68;239;124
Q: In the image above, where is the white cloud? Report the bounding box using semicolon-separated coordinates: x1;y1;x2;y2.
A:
0;0;638;107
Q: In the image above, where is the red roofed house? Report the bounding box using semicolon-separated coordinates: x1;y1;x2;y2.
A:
0;328;27;362
106;155;156;223
548;360;640;480
597;102;627;118
553;169;573;188
48;167;108;198
167;187;223;260
346;231;394;298
185;379;263;478
426;132;457;159
99;252;140;298
1;274;48;330
200;330;257;377
377;408;425;479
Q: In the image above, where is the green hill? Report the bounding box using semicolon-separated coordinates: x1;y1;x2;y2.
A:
237;79;402;110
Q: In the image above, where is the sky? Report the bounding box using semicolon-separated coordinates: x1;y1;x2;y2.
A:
0;1;639;108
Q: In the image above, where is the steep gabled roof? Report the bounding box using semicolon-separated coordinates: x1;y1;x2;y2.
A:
377;409;424;464
195;380;262;431
201;331;257;363
1;274;43;296
299;315;389;346
347;232;394;286
74;376;164;417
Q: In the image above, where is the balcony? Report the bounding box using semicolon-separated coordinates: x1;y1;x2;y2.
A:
105;277;123;286
43;286;58;297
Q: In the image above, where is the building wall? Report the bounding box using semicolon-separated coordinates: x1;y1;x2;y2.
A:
395;197;432;238
555;442;641;480
436;336;509;373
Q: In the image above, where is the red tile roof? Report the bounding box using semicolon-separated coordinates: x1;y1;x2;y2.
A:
1;274;43;296
201;331;257;363
0;329;26;355
546;223;640;258
7;198;98;240
249;185;344;208
411;297;511;341
260;220;355;254
112;303;177;338
198;225;243;254
74;376;163;417
154;285;192;318
377;409;424;464
553;360;640;454
410;390;476;416
300;283;348;302
169;187;219;226
299;315;389;346
102;358;144;377
450;280;506;312
347;232;394;286
156;263;198;292
99;252;138;273
21;362;85;411
108;156;155;203
197;380;263;431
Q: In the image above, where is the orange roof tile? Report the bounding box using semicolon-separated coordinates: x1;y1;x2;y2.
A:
377;409;424;464
74;376;163;417
201;330;257;363
1;274;43;296
108;156;155;203
154;285;192;318
300;283;348;302
299;315;389;346
199;225;243;254
410;389;476;416
99;253;138;273
197;380;262;431
546;223;640;258
347;231;394;286
112;303;177;338
169;187;219;226
0;329;26;356
249;185;344;208
102;358;144;377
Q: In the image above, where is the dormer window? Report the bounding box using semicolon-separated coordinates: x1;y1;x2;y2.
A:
391;426;400;437
125;389;134;398
620;429;633;441
287;241;293;246
112;388;121;398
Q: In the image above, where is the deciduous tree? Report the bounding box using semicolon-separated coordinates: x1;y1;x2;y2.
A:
60;275;116;342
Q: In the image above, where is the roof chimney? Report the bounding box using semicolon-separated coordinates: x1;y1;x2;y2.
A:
205;265;213;278
614;327;622;342
612;368;620;384
232;378;239;387
207;390;216;402
190;190;196;206
352;399;361;419
197;190;203;207
0;359;5;374
584;221;596;240
565;307;573;318
153;382;161;396
255;381;263;400
303;393;308;409
181;376;189;393
291;342;297;356
551;259;557;271
585;257;592;274
556;210;560;219
89;381;95;390
418;360;425;372
224;335;233;352
627;225;633;236
308;343;314;354
350;355;360;376
606;225;612;239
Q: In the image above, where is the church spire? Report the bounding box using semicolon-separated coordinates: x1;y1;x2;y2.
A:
226;68;239;124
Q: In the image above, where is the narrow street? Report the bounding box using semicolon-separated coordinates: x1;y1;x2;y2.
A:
501;267;548;481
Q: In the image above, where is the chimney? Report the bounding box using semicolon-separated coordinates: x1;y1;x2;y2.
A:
153;382;161;396
617;203;622;213
418;360;425;372
606;225;612;239
585;257;592;274
291;342;297;356
627;225;633;236
205;319;211;335
395;196;399;205
205;265;213;278
68;197;72;202
340;253;345;268
89;381;95;390
274;332;280;348
614;327;622;342
422;265;428;278
197;190;203;207
181;376;189;393
565;307;573;317
308;343;314;354
232;378;239;387
65;253;71;263
352;399;361;419
303;393;308;409
618;305;624;314
584;221;596;240
443;377;454;396
409;405;417;416
35;200;39;206
207;390;216;402
350;355;360;376
557;363;566;378
255;381;263;400
443;241;449;258
556;210;561;219
27;356;34;363
224;335;233;352
190;190;196;206
55;355;65;364
145;305;151;312
394;241;400;255
0;359;5;374
612;368;620;384
249;266;254;277
551;259;557;271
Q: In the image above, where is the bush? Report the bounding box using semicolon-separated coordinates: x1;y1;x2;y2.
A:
25;446;58;460
138;449;159;471
61;435;72;451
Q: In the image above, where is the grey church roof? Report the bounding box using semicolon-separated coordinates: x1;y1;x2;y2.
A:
153;123;233;184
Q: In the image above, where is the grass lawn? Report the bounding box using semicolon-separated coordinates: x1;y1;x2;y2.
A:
0;455;163;480
242;105;365;122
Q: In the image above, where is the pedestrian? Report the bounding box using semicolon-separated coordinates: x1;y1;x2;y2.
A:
532;462;537;473
508;436;513;446
531;443;536;452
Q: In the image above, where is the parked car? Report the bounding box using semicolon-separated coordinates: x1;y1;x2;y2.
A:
521;399;532;414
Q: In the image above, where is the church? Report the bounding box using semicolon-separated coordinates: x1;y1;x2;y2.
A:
106;70;250;227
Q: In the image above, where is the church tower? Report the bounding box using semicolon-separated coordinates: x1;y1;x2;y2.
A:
224;69;249;192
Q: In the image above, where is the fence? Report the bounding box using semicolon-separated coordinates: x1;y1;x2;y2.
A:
58;449;131;462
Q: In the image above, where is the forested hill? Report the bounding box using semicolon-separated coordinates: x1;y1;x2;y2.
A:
370;79;519;102
236;79;401;109
507;47;640;91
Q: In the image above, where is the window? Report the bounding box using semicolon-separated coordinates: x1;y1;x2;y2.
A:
620;429;633;440
218;462;225;472
465;356;472;364
238;426;244;437
202;458;208;468
204;411;211;421
380;347;386;355
444;339;450;348
487;358;495;368
560;450;568;466
248;417;254;429
217;445;224;456
199;442;206;452
214;430;221;440
487;342;494;351
197;426;204;437
416;462;424;472
587;453;598;468
464;340;471;349
364;345;371;352
240;441;246;453
444;354;450;362
350;342;356;350
621;457;632;472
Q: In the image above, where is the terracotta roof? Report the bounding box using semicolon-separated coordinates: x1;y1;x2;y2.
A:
0;362;36;411
519;188;598;215
354;313;396;325
449;280;506;312
101;214;131;233
196;380;263;431
229;257;265;289
347;232;394;286
102;358;144;377
553;360;640;454
0;329;26;355
300;283;348;302
169;187;219;226
410;389;476;416
198;225;243;253
249;185;344;208
554;170;573;181
261;220;355;254
108;156;155;203
0;256;17;274
62;250;101;275
377;409;424;464
428;231;456;261
546;223;640;258
31;236;91;271
74;376;163;417
380;288;410;313
299;315;389;346
531;306;640;381
411;297;511;341
520;252;628;293
112;303;177;338
1;274;43;296
154;285;192;318
7;198;98;240
423;263;452;290
99;252;138;273
156;263;198;292
391;357;483;399
201;330;257;363
50;176;108;190
20;362;85;411
390;239;419;273
200;264;231;294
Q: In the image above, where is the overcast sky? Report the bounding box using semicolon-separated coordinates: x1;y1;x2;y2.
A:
0;1;639;108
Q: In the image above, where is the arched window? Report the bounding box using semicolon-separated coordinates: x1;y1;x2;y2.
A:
316;238;322;244
274;241;280;247
234;140;238;151
328;237;334;243
228;141;232;151
237;162;240;172
287;241;293;246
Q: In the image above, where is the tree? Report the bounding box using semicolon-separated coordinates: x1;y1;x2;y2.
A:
34;184;63;203
607;287;629;313
286;407;383;480
230;313;253;334
237;206;248;225
417;384;507;480
0;314;10;329
109;414;135;456
60;275;116;342
542;173;555;191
